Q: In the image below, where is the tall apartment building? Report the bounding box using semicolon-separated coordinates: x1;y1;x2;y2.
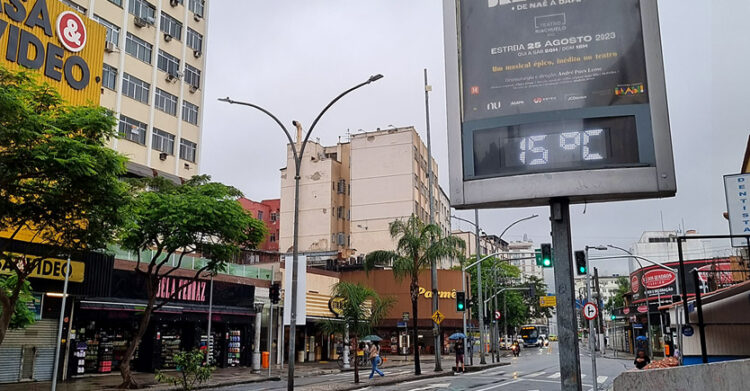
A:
62;0;208;179
278;127;451;265
507;240;544;282
630;230;710;271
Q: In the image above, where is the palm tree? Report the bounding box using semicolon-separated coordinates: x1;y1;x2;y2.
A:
319;281;394;384
364;215;465;375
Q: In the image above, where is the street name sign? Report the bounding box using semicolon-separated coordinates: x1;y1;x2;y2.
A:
539;296;557;307
582;302;598;320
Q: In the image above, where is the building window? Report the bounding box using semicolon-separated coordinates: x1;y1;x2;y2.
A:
157;50;180;75
160;12;182;40
129;0;156;20
270;213;277;222
184;64;201;88
337;233;345;246
94;16;120;46
118;115;147;145
121;73;150;104
270;233;276;242
102;64;117;90
108;0;123;7
186;28;203;52
61;0;86;14
152;128;175;154
182;100;199;125
188;0;204;17
155;88;178;115
257;211;264;220
125;33;152;64
179;139;197;162
337;207;343;219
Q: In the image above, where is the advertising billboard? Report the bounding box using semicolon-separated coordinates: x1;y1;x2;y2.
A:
444;0;676;208
0;0;106;105
629;258;734;303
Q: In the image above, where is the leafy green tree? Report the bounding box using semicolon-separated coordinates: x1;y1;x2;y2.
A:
364;215;464;375
116;176;266;389
605;277;629;314
319;282;394;384
155;349;214;390
524;275;553;320
0;67;129;346
0;275;35;330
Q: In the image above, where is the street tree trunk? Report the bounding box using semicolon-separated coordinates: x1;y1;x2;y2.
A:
411;275;421;375
353;335;359;384
118;288;157;389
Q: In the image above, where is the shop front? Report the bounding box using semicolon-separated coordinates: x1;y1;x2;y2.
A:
69;269;257;376
340;269;468;356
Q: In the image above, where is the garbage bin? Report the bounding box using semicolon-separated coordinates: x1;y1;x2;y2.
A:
262;351;270;369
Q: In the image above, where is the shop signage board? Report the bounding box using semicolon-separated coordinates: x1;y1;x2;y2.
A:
0;252;84;282
328;296;345;317
539;295;556;307
629;258;733;301
582;302;598;320
431;310;445;325
283;255;306;326
443;0;675;208
0;0;106;106
723;173;750;247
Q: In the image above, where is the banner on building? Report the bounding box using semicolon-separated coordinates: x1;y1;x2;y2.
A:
724;173;750;247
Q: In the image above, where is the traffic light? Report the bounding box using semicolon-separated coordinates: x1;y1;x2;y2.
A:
610;314;616;320
575;250;587;275
528;284;536;298
541;243;553;268
269;283;281;304
467;297;474;310
456;291;466;311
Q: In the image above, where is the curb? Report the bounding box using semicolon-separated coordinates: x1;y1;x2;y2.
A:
159;376;282;391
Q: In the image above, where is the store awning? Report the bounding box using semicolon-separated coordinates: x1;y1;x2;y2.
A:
79;299;255;317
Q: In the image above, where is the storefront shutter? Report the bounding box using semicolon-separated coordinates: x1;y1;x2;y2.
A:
0;320;58;382
0;348;22;383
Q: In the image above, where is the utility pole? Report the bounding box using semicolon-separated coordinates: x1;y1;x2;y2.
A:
585;249;598;390
475;210;486;364
424;68;441;371
594;268;605;349
550;199;582;391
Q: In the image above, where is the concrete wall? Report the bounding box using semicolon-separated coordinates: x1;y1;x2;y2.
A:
613;358;750;391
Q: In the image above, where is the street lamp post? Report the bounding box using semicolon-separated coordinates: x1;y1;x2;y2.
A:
218;74;383;390
584;246;607;390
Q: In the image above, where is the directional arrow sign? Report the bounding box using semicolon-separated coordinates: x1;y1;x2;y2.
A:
431;310;445;325
582;302;598;320
495;310;501;320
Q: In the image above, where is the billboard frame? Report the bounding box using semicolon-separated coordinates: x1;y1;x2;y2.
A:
443;0;676;209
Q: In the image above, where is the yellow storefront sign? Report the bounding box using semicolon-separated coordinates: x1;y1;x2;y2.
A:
0;253;85;282
0;0;106;105
417;286;457;300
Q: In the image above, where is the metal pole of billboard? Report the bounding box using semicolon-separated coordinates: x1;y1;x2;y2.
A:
51;255;71;391
475;210;486;364
268;302;273;377
424;68;442;372
207;276;214;365
550;199;582;391
461;263;468;363
584;249;598;390
219;75;382;389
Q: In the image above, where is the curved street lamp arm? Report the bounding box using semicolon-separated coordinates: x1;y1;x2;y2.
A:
300;75;384;162
451;215;477;228
218;97;299;160
498;214;539;240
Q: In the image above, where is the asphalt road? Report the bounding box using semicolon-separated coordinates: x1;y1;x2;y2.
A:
209;344;635;391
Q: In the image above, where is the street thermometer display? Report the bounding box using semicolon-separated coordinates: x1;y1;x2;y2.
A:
444;0;676;208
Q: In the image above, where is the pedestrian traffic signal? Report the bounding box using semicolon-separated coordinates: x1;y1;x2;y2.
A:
575;250;587;275
456;291;466;311
541;243;553;267
467;297;474;309
269;283;281;304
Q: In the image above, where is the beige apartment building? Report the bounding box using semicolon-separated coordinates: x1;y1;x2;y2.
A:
62;0;208;179
279;127;452;265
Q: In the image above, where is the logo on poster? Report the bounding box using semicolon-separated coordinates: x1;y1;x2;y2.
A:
642;270;676;289
631;275;640;293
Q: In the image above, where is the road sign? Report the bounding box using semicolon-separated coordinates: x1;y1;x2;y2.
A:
397;321;407;328
431;310;445;325
539;296;557;307
402;312;410;321
494;311;501;320
582;302;598;320
682;325;694;337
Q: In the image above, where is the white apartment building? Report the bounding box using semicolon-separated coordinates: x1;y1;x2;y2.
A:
507;240;544;282
279;127;452;265
630;230;711;272
63;0;208;179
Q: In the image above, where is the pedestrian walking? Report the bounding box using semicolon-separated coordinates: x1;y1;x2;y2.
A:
368;341;384;379
455;339;465;373
634;349;651;369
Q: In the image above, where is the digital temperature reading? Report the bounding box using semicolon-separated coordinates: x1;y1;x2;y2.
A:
473;116;641;177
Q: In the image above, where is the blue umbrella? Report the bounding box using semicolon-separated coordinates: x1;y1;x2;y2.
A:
636;335;648;341
449;332;467;340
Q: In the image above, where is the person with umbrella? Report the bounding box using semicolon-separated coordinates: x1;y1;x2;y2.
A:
449;332;467;373
364;335;384;379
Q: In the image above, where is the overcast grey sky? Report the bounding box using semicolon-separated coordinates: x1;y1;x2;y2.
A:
201;1;749;276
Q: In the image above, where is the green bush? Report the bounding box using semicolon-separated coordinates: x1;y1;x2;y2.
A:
155;350;214;391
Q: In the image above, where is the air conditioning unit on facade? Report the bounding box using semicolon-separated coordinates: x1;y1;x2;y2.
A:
134;17;147;27
193;14;202;22
104;41;116;52
166;72;176;82
164;33;172;42
170;0;179;7
159;152;168;161
193;50;201;58
189;84;198;93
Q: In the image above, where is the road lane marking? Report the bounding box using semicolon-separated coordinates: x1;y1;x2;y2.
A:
548;372;561;378
474;379;523;391
597;375;608;383
407;383;450;391
581;374;587;378
527;371;545;377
